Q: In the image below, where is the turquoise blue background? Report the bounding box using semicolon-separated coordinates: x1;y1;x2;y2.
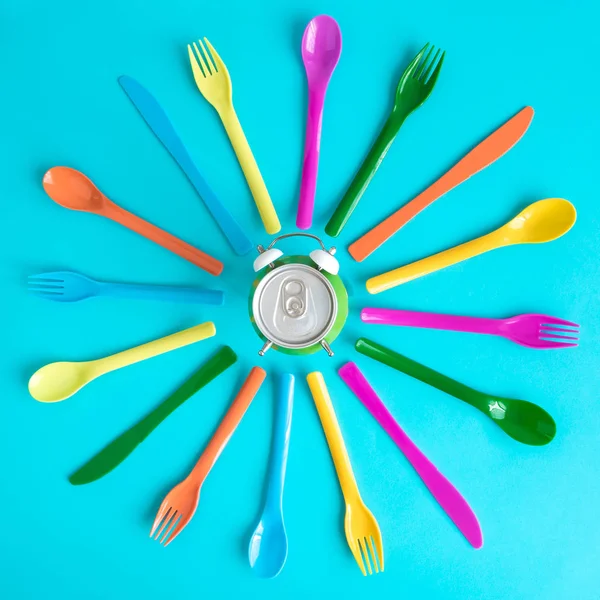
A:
2;0;599;598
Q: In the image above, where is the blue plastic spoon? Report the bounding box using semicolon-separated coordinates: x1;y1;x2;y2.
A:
248;374;294;578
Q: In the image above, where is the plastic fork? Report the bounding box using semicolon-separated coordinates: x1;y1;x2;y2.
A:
361;308;580;349
307;372;383;575
187;38;281;234
325;43;445;237
150;366;266;546
28;271;224;305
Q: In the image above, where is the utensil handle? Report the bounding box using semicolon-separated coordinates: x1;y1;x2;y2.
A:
297;89;326;230
103;202;223;275
117;75;253;257
176;151;254;256
338;362;483;549
265;374;294;511
190;366;266;484
325;114;402;237
366;231;502;293
360;307;502;336
95;322;216;376
99;282;224;305
355;338;488;411
221;107;281;234
348;107;535;261
69;347;237;485
307;372;361;502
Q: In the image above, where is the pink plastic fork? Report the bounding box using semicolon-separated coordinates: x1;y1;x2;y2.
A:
338;362;483;549
361;308;579;349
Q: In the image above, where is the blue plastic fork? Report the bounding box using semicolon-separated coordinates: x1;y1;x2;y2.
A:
28;271;224;304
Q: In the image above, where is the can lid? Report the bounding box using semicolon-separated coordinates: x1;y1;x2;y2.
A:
252;263;338;349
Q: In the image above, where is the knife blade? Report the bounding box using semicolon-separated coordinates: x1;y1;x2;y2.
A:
118;75;253;256
69;346;237;485
348;106;535;261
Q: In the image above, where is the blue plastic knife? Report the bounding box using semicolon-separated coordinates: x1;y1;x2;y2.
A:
118;75;254;256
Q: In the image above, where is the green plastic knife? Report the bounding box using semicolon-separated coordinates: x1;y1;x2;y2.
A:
69;346;237;485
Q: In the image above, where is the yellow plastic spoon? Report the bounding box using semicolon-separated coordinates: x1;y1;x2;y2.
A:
367;198;576;294
28;322;216;403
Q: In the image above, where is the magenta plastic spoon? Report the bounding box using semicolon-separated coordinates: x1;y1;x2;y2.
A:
296;15;342;230
338;362;483;549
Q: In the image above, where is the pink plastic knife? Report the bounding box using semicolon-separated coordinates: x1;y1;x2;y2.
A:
338;361;483;549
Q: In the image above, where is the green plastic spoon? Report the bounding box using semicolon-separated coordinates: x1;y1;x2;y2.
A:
355;338;556;446
69;346;237;485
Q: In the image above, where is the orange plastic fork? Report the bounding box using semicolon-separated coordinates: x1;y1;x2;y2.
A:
150;366;266;546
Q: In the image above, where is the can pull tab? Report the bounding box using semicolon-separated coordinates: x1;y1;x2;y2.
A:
282;279;307;318
273;277;318;338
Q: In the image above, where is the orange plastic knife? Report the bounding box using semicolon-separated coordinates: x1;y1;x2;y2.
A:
348;106;534;262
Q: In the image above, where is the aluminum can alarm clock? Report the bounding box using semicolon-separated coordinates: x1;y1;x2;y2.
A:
249;233;349;356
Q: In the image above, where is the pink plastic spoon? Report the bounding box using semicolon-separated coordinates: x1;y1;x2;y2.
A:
338;361;483;549
296;15;342;230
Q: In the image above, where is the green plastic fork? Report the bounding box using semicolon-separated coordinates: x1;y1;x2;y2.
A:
325;43;445;237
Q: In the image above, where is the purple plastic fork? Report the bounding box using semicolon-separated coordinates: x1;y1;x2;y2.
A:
338;362;483;549
361;308;579;349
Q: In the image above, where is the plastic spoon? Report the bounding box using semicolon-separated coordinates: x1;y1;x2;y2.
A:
367;198;576;293
338;362;482;548
249;374;294;578
356;338;557;446
42;167;223;276
28;322;216;403
296;15;342;230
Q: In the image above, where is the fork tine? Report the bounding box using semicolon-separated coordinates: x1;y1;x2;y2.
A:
540;332;579;341
203;38;225;73
28;276;64;283
187;44;205;80
162;514;190;547
160;512;181;545
423;49;444;83
198;39;216;74
366;536;380;573
372;530;384;572
541;318;580;329
414;45;434;79
349;541;367;576
192;42;210;76
358;538;373;575
150;501;171;537
541;327;580;336
29;290;64;297
28;283;64;289
540;327;579;338
153;508;176;540
538;340;578;349
404;43;430;78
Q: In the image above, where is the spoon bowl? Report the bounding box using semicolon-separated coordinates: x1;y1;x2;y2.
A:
43;167;108;213
367;197;577;293
296;16;342;229
485;396;557;446
248;515;288;579
28;362;94;403
503;198;576;244
302;15;342;85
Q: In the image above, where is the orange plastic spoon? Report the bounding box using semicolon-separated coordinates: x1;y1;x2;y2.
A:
348;107;534;262
42;167;223;276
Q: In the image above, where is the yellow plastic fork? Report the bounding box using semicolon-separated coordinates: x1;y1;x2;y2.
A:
307;372;384;576
188;38;281;234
